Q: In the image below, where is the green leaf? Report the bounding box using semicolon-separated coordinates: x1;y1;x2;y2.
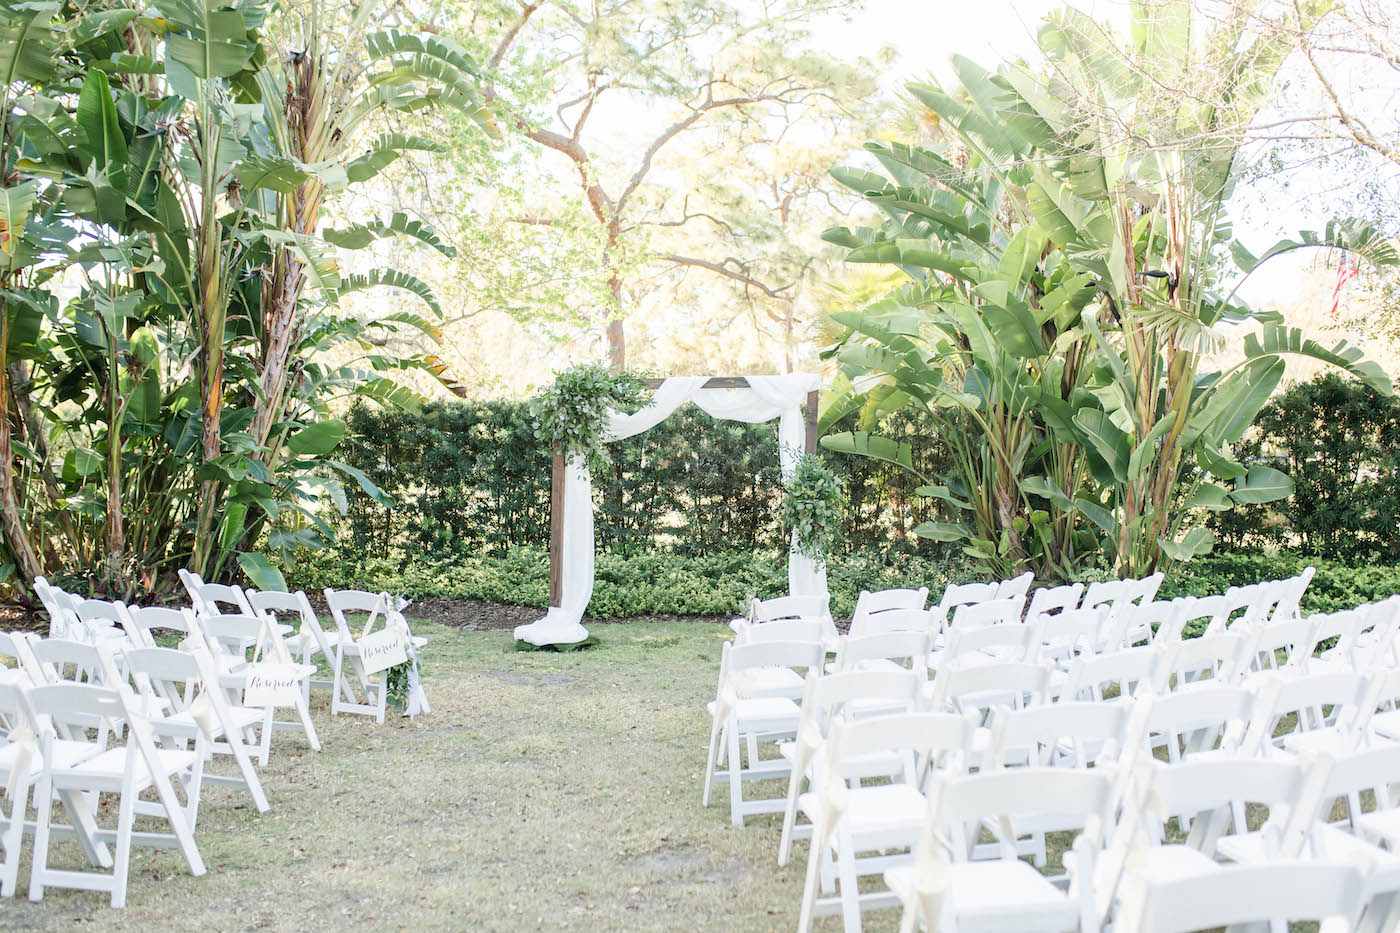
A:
328;459;395;507
1244;324;1392;396
1074;495;1116;534
1184;356;1285;447
337;268;442;318
1229;465;1294;504
344;133;446;183
1197;443;1246;480
1073;408;1131;482
820;431;916;474
913;521;971;543
75;70;128;190
353;377;425;410
323;211;455;258
1158;527;1215;562
236;551;286;592
286;419;346;457
1186;483;1232;511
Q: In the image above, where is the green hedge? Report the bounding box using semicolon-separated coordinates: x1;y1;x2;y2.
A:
332;400;954;562
1212;373;1400;559
287;547;1400;621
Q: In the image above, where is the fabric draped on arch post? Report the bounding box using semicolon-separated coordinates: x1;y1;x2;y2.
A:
514;373;827;647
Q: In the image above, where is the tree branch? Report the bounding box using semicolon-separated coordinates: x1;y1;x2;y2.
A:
656;253;794;300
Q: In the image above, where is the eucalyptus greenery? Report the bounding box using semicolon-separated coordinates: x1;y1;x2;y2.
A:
529;364;647;473
779;454;846;565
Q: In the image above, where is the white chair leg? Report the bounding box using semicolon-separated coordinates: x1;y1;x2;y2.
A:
727;716;744;827
111;787;135;909
797;821;827;933
0;779;27;896
702;715;722;808
837;832;863;933
293;693;321;751
778;764;804;866
28;776;53;903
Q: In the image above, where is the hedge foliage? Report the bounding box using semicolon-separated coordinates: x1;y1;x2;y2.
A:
1213;373;1400;559
334;400;952;561
287;547;1400;621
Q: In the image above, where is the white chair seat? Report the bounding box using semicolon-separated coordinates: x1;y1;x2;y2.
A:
1356;808;1400;850
1281;727;1357;757
162;704;265;734
885;860;1079;932
1141;843;1233;881
799;784;925;839
750;667;805;698
61;747;198;784
706;696;800;731
0;737;99;773
1369;709;1400;740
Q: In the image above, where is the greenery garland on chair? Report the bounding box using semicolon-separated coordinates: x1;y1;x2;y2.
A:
529;364;647;473
779;454;846;566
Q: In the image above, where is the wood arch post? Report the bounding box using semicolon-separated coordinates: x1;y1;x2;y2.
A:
547;378;820;610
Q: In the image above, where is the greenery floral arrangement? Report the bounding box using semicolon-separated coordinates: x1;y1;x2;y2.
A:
529;364;647;473
778;453;846;566
385;660;413;708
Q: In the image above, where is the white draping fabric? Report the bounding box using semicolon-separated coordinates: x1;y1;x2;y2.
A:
514;373;826;646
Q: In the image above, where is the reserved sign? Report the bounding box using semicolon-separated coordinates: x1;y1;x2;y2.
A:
243;663;303;707
359;627;407;675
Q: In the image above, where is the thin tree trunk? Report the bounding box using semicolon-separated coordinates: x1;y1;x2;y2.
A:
0;311;42;583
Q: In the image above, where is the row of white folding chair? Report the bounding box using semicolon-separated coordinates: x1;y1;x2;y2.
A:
42;599;322;763
730;655;1386;931
838;734;1371;932
2;631;272;808
0;662;206;908
179;573;419;724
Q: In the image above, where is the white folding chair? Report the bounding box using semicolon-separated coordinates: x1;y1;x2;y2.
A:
25;681;206;908
118;604;196;650
829;630;930;678
1024;582;1084;626
248;588;355;705
984;700;1140;867
884;767;1114;933
32;577;80;639
776;669;927;867
1144;685;1256;762
1137;756;1328;874
1115;861;1364;933
928;660;1053;718
931;620;1039;672
997;571;1034;601
1041;605;1112;665
933;579;1001;628
1246;671;1373;758
1162;631;1249;688
847;607;938;638
1304;608;1369;674
1155;594;1234;643
120;646;270;815
1243;615;1317;674
193;613;320;763
703;639;825;826
323;588;427;723
849;587;928;638
1062;644;1175;703
796;712;974;933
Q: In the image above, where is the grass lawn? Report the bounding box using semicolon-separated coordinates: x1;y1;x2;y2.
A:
0;621;898;932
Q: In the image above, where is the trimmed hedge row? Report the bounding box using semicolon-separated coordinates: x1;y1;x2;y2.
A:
286;547;1400;622
332;400;953;561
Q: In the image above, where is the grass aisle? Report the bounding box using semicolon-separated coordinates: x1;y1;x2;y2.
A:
0;622;887;932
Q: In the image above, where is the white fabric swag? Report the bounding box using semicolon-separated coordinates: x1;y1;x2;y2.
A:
514;373;827;646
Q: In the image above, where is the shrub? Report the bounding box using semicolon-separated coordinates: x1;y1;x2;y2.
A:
331;400;956;562
289;547;1400;622
1213;373;1400;559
